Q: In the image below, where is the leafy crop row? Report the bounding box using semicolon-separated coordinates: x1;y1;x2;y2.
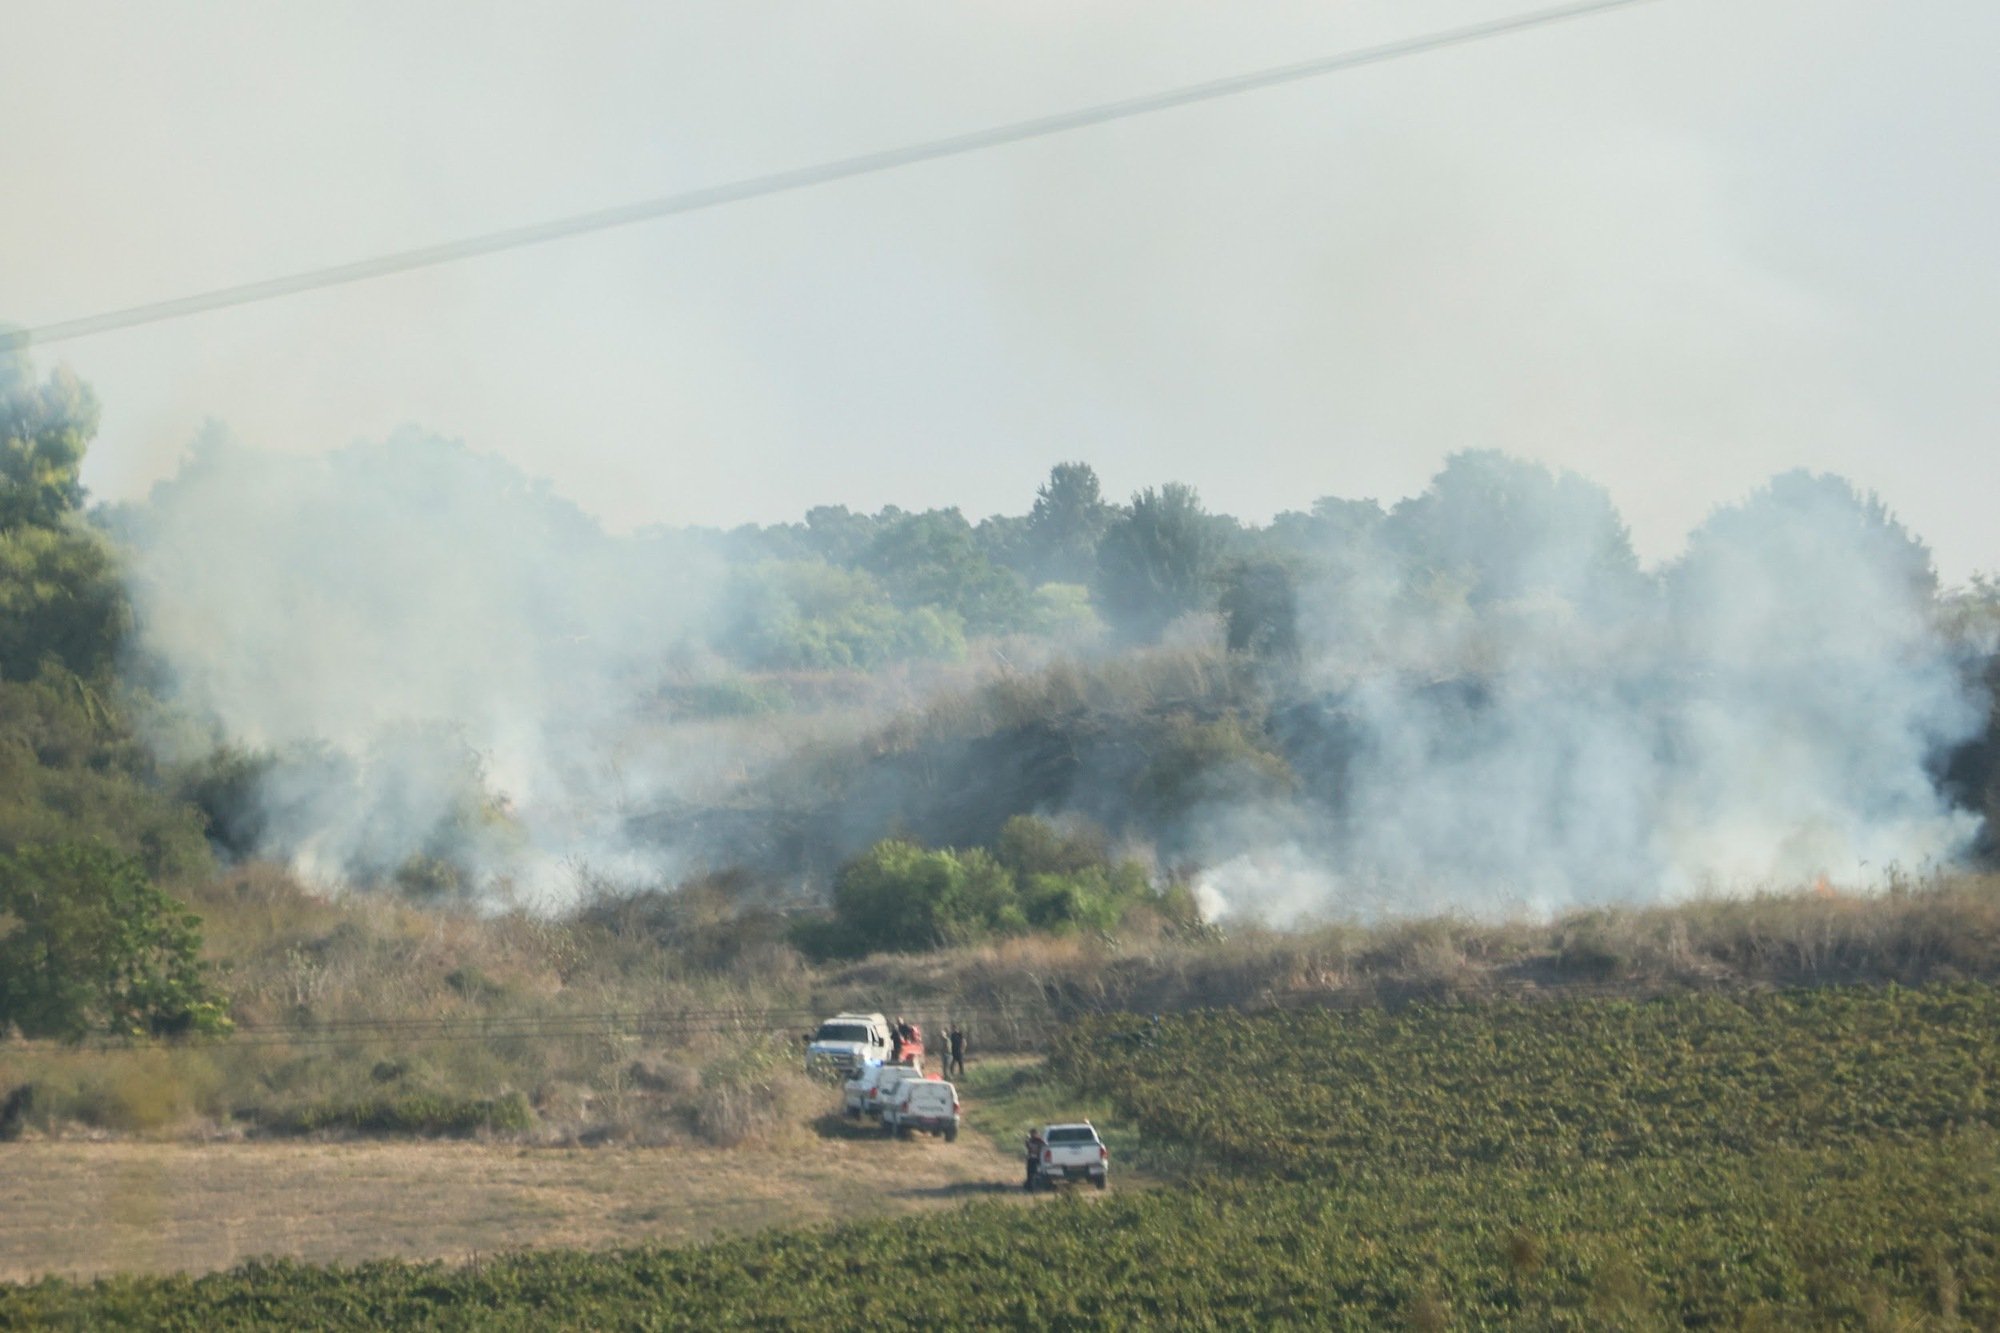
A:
1049;984;2000;1177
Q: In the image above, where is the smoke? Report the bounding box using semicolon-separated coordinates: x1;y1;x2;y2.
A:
118;432;1988;923
1193;460;1986;924
119;426;730;902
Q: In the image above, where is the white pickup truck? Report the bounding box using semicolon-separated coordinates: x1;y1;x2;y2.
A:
842;1061;924;1119
1028;1122;1108;1191
881;1078;960;1142
805;1012;893;1078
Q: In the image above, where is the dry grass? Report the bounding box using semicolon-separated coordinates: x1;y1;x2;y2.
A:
0;1128;1023;1282
11;862;2000;1144
825;871;2000;1019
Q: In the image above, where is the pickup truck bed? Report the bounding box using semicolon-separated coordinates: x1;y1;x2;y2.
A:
1030;1122;1108;1190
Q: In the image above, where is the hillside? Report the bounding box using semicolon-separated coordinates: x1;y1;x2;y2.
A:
6;863;2000;1147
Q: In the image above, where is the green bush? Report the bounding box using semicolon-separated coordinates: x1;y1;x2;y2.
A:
723;562;966;670
255;1091;533;1138
817;839;1023;956
801;821;1181;958
0;840;230;1040
1022;864;1152;934
992;814;1109;881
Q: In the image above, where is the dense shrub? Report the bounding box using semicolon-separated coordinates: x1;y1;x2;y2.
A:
0;676;212;881
722;561;966;671
816;839;1022;956
0;841;230;1040
800;817;1185;958
253;1091;533;1137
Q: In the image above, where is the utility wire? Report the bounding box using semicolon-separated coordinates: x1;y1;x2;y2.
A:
13;1001;1066;1053
2;0;1658;355
6;975;1749;1053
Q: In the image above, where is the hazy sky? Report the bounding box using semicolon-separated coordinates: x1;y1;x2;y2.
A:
4;0;1996;578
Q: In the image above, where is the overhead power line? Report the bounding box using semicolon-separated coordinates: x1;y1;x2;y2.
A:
3;0;1657;355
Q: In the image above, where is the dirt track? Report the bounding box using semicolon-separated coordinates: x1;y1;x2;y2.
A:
0;1119;1024;1282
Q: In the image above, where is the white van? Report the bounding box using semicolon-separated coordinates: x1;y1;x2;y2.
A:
845;1061;925;1119
881;1078;960;1142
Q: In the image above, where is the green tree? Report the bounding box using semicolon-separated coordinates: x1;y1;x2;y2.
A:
0;841;230;1040
722;561;965;670
1218;557;1301;665
1667;469;1937;658
0;676;213;882
0;351;128;684
0;352;96;531
972;512;1034;579
1028;582;1103;640
0;522;129;682
860;509;1032;636
799;505;881;567
1093;483;1220;642
1026;462;1112;585
1383;451;1644;617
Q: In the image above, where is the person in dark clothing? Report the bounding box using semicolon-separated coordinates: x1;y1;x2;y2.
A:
1024;1127;1046;1189
947;1025;966;1077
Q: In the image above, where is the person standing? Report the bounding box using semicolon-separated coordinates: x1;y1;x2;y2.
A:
947;1025;966;1078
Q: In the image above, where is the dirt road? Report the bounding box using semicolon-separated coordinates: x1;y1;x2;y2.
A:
0;1118;1022;1282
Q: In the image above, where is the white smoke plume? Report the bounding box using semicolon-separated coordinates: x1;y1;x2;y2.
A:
1194;461;1986;924
119;427;729;902
118;432;1988;922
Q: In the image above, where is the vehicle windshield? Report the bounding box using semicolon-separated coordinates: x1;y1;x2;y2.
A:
815;1023;870;1043
1047;1127;1098;1144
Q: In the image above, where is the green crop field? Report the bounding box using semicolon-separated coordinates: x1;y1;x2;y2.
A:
7;983;2000;1329
1047;984;2000;1176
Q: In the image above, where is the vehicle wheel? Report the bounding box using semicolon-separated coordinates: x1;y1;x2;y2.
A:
897;1125;912;1139
1094;1176;1107;1191
882;1119;896;1137
944;1127;958;1143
